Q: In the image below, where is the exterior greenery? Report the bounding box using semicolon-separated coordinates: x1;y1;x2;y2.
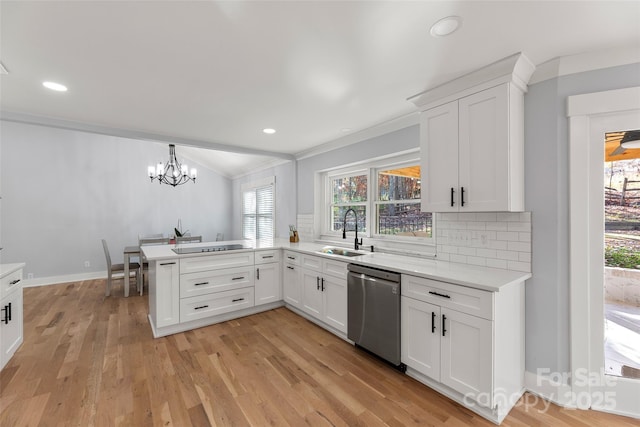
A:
605;246;640;269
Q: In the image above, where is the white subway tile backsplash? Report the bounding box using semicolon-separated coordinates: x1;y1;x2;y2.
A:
486;222;508;231
497;231;519;241
434;212;531;273
507;241;530;252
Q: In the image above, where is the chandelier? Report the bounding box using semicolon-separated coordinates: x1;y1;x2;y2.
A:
147;144;197;186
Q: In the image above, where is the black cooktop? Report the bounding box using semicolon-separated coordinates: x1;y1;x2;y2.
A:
172;244;249;254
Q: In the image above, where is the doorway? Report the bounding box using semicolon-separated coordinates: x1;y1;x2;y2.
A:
603;130;640;379
569;86;640;418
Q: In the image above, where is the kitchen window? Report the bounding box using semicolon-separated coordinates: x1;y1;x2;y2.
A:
322;155;433;243
242;177;275;245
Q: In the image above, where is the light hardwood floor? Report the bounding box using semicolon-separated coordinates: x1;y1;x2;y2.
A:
1;279;638;426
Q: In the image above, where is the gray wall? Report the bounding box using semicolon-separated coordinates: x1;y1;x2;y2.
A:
231;161;296;240
0;121;232;280
297;125;420;214
524;62;640;376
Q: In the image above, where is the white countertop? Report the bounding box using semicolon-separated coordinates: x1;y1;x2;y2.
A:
141;239;530;292
0;263;26;279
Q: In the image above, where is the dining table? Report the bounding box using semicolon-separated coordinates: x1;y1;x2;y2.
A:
123;245;142;297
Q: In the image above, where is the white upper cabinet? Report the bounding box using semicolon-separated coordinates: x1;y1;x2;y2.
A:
410;53;535;213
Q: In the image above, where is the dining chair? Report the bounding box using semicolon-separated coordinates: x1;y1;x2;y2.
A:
102;239;140;297
138;237;171;295
176;235;202;244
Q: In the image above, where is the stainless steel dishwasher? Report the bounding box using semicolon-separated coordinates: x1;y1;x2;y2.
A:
347;264;405;371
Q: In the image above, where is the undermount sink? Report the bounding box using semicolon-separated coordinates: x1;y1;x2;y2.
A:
318;246;365;257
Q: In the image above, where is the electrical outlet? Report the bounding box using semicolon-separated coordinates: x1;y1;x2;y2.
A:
84;261;90;268
27;273;34;279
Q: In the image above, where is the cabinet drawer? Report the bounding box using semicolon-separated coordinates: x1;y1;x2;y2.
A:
283;251;300;265
402;275;493;320
180;287;255;323
1;269;22;300
180;266;254;298
180;252;255;274
300;254;322;271
255;250;281;265
323;259;348;280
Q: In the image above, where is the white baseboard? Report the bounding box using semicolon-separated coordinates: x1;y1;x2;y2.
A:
23;271;110;287
524;370;575;408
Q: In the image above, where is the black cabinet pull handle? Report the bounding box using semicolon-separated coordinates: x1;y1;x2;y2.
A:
450;187;455;207
232;298;245;302
9;279;20;285
429;291;451;299
287;266;294;270
256;268;260;280
194;282;209;286
321;277;325;291
160;262;176;266
442;314;447;337
262;255;274;259
1;303;9;324
194;305;209;310
431;311;436;333
232;276;245;281
287;256;296;260
461;187;465;207
316;276;320;290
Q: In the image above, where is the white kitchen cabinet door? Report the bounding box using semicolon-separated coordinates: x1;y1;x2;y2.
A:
420;100;459;212
0;288;23;370
255;262;281;306
458;84;510;211
321;275;347;334
401;296;441;381
153;259;180;328
283;264;302;308
440;307;493;405
301;269;322;318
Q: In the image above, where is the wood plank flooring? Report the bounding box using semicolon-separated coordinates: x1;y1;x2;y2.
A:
1;279;638;426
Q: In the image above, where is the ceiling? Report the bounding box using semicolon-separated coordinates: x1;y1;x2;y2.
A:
1;1;639;177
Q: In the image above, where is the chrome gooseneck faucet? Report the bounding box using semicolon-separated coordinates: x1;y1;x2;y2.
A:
342;208;363;250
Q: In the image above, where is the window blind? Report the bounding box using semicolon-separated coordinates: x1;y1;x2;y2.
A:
242;183;274;245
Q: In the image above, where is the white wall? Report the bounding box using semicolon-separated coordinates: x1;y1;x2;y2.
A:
0;121;232;282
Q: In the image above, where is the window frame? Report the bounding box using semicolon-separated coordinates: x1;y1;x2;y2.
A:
320;153;434;246
241;176;276;244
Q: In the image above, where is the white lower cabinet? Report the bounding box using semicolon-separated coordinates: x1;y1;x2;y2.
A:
1;263;25;371
149;259;180;328
282;251;302;308
402;297;492;398
299;254;347;334
255;250;281;306
401;274;524;424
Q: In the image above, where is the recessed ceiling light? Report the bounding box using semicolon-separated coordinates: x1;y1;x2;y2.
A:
263;128;276;134
42;81;68;92
430;16;462;37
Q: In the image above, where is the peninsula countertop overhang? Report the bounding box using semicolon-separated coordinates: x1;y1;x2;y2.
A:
141;239;531;292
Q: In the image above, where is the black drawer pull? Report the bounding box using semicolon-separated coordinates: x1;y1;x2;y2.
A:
232;298;245;302
9;279;21;285
194;282;209;286
262;255;274;259
287;256;296;260
450;187;455;207
232;276;245;281
429;291;451;299
160;262;176;266
194;305;209;310
442;314;447;337
431;311;436;333
1;303;10;324
287;266;295;270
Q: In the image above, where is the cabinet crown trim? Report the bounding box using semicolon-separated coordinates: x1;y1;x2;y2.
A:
408;52;535;110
